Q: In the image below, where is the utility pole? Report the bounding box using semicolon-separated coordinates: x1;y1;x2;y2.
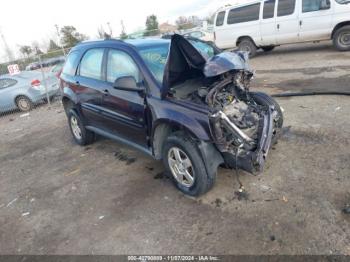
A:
54;24;67;57
0;27;15;62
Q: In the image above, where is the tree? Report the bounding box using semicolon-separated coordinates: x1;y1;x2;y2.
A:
175;16;200;30
48;39;60;52
19;45;32;58
144;15;159;36
60;26;88;48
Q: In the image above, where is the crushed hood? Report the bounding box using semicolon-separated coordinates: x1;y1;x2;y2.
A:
162;34;251;97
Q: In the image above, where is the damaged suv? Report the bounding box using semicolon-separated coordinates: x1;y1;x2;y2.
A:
60;35;283;196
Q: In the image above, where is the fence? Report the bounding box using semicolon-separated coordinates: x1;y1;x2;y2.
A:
0;48;68;118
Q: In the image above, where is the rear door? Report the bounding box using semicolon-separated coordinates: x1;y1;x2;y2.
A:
260;0;277;45
299;0;333;41
100;48;147;147
75;48;108;127
275;0;300;44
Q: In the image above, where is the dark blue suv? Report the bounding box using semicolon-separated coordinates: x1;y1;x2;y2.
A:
60;34;283;196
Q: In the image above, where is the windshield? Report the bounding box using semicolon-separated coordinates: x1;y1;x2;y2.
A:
138;40;216;84
335;0;350;3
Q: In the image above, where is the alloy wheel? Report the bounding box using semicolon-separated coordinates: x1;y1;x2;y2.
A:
168;147;194;187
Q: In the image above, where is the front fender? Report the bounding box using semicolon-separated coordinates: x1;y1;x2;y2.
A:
149;97;212;142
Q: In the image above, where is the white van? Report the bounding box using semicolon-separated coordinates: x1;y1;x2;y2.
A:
214;0;350;56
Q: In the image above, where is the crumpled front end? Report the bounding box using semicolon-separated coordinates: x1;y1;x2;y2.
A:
165;34;283;174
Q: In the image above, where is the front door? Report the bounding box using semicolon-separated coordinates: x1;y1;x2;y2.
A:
275;0;300;44
299;0;333;41
75;48;106;127
100;48;148;147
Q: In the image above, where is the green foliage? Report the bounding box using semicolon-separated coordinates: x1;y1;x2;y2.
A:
144;15;159;36
60;26;88;48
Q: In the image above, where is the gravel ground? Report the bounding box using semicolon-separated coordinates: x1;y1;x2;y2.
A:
0;42;349;255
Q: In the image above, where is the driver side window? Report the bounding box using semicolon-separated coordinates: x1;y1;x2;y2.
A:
106;49;140;83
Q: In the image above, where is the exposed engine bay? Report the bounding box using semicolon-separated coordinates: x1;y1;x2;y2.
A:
164;35;283;173
169;56;282;173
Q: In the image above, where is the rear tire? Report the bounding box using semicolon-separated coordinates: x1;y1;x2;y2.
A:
162;132;216;196
261;46;275;52
15;96;33;112
333;26;350;51
68;110;95;146
238;39;257;58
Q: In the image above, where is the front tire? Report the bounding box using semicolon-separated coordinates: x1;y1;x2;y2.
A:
162;132;216;196
333;25;350;51
68;110;95;146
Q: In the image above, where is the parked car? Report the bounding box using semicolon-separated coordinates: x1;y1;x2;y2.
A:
182;30;214;43
0;71;59;112
214;0;350;56
25;62;41;71
60;35;283;196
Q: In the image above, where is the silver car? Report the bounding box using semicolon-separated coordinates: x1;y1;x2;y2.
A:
0;71;59;112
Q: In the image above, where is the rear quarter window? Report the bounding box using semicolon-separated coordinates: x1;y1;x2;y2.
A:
62;51;80;76
227;3;261;24
0;78;17;89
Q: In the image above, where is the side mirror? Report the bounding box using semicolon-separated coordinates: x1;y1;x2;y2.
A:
113;76;144;92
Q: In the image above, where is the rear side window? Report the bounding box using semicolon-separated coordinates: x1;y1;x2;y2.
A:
277;0;296;16
62;51;79;76
227;3;261;24
263;0;276;19
302;0;330;12
106;50;140;83
0;78;17;89
216;11;226;26
79;48;104;80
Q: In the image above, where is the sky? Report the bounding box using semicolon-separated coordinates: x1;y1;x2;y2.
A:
0;0;242;62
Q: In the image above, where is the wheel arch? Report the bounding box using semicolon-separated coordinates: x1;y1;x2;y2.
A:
236;36;257;47
331;21;350;39
151;119;210;160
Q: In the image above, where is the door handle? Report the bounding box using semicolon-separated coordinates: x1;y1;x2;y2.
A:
299;20;303;26
277;24;280;30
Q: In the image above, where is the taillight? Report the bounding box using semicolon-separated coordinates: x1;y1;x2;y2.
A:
31;79;41;88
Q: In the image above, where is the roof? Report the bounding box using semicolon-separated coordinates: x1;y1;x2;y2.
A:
216;0;262;12
76;38;169;50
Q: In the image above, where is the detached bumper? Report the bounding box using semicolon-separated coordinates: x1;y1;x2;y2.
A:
222;107;274;174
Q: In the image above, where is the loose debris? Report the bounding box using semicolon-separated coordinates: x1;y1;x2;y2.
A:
98;216;105;220
22;212;30;217
64;168;80;177
6;198;18;207
20;113;30;118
